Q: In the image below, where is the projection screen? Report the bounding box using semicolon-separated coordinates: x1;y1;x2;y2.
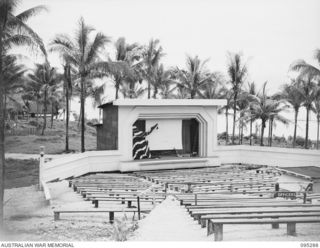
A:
146;119;182;150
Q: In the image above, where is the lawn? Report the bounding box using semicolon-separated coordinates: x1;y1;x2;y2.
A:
5;119;97;154
4;158;39;189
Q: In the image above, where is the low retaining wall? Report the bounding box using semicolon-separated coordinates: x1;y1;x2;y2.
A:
42;150;121;182
216;145;320;168
41;146;320;183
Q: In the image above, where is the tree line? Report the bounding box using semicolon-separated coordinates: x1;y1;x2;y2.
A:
0;0;320;229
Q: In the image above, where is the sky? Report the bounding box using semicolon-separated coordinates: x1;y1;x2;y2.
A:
16;0;320;140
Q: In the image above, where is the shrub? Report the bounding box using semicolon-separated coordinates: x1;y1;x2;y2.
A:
29;120;39;127
106;214;138;241
295;136;312;147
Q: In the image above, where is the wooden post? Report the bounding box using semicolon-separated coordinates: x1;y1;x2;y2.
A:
274;183;279;198
200;219;206;228
207;220;215;236
68;181;72;188
39;146;45;190
303;192;307;204
271;218;279;229
152;187;155;206
54;212;60;221
137;196;141;220
121;198;125;204
109;211;114;224
94;200;99;208
287;223;296;236
195;194;198;206
187;183;191;193
214;223;223;241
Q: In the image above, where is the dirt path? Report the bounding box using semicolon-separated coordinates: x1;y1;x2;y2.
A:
131;196;211;241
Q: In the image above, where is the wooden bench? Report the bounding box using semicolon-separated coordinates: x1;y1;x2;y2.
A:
206;216;320;241
190;207;320;224
91;197;164;208
53;209;151;223
202;212;320;231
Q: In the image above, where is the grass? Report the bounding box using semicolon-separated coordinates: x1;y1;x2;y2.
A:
4;158;39;189
5;119;97;154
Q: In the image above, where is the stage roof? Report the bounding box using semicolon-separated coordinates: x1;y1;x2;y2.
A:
99;99;227;108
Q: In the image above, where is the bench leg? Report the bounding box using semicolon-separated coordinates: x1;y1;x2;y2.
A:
127;200;132;208
94;200;99;208
121;198;125;204
207;220;215;236
54;212;60;221
200;219;206;228
214;224;223;241
109;212;114;224
287;223;296;236
272;218;279;229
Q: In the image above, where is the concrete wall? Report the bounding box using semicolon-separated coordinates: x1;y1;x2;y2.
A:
216;145;320;167
41;145;320;182
42;150;121;182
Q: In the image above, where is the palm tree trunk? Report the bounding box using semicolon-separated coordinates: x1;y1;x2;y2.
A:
316;115;319;150
147;81;151;99
190;90;195;99
232;93;237;144
293;110;298;148
153;86;158;99
0;31;5;228
50;103;54;129
41;88;47;135
225;108;229;144
260;120;265;146
268;119;271;146
65;88;70;152
305;107;310;149
270;119;273;147
238;120;241;145
241;122;244;145
36;98;39;123
80;77;85;153
115;78;120;99
249;119;253;146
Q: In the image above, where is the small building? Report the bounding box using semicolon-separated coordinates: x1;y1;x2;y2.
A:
95;99;226;171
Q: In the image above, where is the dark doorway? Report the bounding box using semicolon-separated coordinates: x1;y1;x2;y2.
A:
182;118;199;156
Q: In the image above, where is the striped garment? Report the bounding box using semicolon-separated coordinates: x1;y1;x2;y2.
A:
132;123;158;160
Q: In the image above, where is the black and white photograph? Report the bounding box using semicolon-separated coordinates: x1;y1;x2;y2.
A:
0;0;320;245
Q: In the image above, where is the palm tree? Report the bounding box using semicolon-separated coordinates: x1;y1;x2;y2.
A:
120;81;145;99
27;62;60;135
0;0;47;228
48;86;63;129
312;87;320;149
251;82;289;146
274;81;304;147
112;37;141;99
267;96;290;147
63;63;72;152
143;39;164;98
219;86;233;144
2;55;25;118
173;55;212;99
50;17;111;152
227;52;248;144
291;60;319;149
245;82;258;145
152;64;175;99
236;91;251;145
